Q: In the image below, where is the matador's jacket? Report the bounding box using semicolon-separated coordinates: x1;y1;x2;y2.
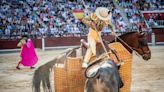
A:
82;13;114;43
81;13;115;63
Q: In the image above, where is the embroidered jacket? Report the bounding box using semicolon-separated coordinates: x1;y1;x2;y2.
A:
81;13;114;32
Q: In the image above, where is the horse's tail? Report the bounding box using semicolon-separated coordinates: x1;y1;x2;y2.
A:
32;58;57;92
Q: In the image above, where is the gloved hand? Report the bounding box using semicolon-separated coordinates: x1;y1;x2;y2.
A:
91;22;96;27
111;31;117;36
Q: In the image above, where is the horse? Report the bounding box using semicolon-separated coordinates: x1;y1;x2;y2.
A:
32;31;151;92
83;31;151;92
114;31;151;60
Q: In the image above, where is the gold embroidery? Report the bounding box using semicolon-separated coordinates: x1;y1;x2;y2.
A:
82;14;112;32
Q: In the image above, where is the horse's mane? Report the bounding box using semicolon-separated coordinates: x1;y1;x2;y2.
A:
118;31;137;38
110;31;137;43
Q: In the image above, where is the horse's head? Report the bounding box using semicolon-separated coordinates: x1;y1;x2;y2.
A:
132;32;151;60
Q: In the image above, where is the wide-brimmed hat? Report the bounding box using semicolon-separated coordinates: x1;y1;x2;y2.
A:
95;7;111;20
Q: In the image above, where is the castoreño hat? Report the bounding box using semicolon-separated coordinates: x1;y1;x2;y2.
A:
95;7;112;20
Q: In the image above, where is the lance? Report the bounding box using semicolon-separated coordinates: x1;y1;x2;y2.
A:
81;0;110;58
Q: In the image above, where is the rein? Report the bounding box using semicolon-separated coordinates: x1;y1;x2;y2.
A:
133;46;151;58
114;34;151;59
114;35;133;51
114;35;141;58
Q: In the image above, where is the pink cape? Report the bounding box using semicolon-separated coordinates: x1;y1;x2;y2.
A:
20;39;38;67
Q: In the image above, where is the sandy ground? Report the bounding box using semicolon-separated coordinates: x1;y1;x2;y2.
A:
131;46;164;92
0;46;164;92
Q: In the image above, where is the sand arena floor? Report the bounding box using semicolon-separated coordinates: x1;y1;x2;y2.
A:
0;46;164;92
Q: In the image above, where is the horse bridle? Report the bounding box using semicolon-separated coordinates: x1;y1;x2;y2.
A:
132;39;150;58
115;35;150;58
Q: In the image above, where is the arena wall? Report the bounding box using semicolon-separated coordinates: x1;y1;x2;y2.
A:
153;28;164;42
142;11;164;20
0;34;154;50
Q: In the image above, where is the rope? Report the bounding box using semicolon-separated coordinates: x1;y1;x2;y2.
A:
115;35;133;51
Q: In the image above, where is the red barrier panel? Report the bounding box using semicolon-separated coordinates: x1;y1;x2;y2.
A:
153;28;164;42
0;34;162;50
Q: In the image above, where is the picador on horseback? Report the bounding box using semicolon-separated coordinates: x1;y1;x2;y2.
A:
75;6;125;91
79;7;117;68
32;1;151;92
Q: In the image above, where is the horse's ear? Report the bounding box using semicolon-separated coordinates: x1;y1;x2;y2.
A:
138;32;145;38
